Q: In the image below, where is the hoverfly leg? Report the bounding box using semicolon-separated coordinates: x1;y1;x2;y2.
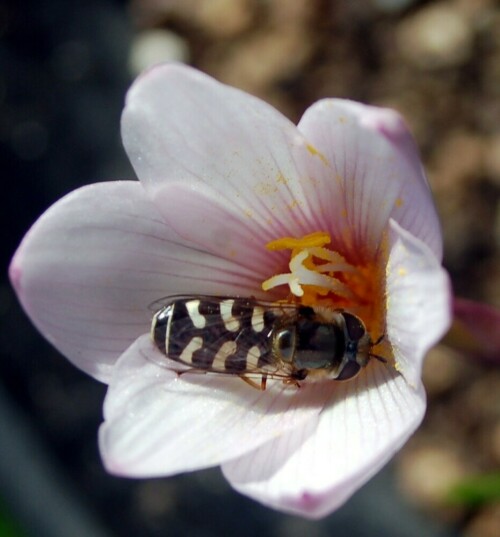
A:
283;378;301;388
240;376;266;391
260;373;268;391
284;368;306;388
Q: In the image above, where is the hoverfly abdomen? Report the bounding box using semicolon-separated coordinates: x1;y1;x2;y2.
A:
151;297;277;375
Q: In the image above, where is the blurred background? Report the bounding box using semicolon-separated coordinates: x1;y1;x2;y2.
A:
1;0;498;536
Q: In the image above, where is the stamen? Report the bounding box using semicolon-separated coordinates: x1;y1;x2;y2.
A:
315;262;358;273
289;277;304;297
262;273;301;293
307;247;346;263
265;231;331;251
261;233;358;300
288;250;356;299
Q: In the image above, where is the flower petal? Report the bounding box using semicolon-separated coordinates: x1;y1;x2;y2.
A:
9;181;266;382
99;335;332;477
147;181;289;284
222;361;426;519
297;99;443;262
121;63;318;239
386;219;452;386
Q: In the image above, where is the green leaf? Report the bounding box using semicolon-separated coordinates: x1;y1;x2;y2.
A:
446;473;500;508
0;499;25;537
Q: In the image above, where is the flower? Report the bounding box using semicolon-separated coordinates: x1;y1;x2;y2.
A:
9;64;452;518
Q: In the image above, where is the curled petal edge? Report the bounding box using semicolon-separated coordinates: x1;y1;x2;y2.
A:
386;219;452;387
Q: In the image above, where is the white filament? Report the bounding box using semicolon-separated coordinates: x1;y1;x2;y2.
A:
262;248;357;299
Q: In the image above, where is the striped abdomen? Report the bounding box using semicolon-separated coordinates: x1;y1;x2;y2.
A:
151;296;280;374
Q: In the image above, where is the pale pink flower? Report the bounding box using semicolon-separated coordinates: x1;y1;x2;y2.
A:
9;64;452;518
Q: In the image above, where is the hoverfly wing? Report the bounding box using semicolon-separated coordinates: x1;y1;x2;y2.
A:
148;294;208;312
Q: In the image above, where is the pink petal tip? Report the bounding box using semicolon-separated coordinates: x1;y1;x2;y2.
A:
8;257;22;294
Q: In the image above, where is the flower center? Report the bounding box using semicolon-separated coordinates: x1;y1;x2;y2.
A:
261;231;384;336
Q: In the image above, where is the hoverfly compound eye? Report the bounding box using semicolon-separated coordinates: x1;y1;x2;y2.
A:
341;312;366;341
276;328;295;363
336;360;361;381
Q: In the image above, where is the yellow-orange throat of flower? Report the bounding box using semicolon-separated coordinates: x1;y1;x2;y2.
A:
261;231;385;340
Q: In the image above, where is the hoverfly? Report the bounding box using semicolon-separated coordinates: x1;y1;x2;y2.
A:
151;296;384;389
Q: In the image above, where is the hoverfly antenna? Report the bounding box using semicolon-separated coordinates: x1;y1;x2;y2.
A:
368;352;387;363
369;333;387;363
372;333;385;346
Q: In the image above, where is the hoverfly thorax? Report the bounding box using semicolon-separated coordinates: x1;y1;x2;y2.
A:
272;306;373;382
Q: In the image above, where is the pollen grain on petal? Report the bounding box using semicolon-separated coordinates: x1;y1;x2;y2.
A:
254;182;278;196
306;143;329;166
287;199;302;211
276;172;288;185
